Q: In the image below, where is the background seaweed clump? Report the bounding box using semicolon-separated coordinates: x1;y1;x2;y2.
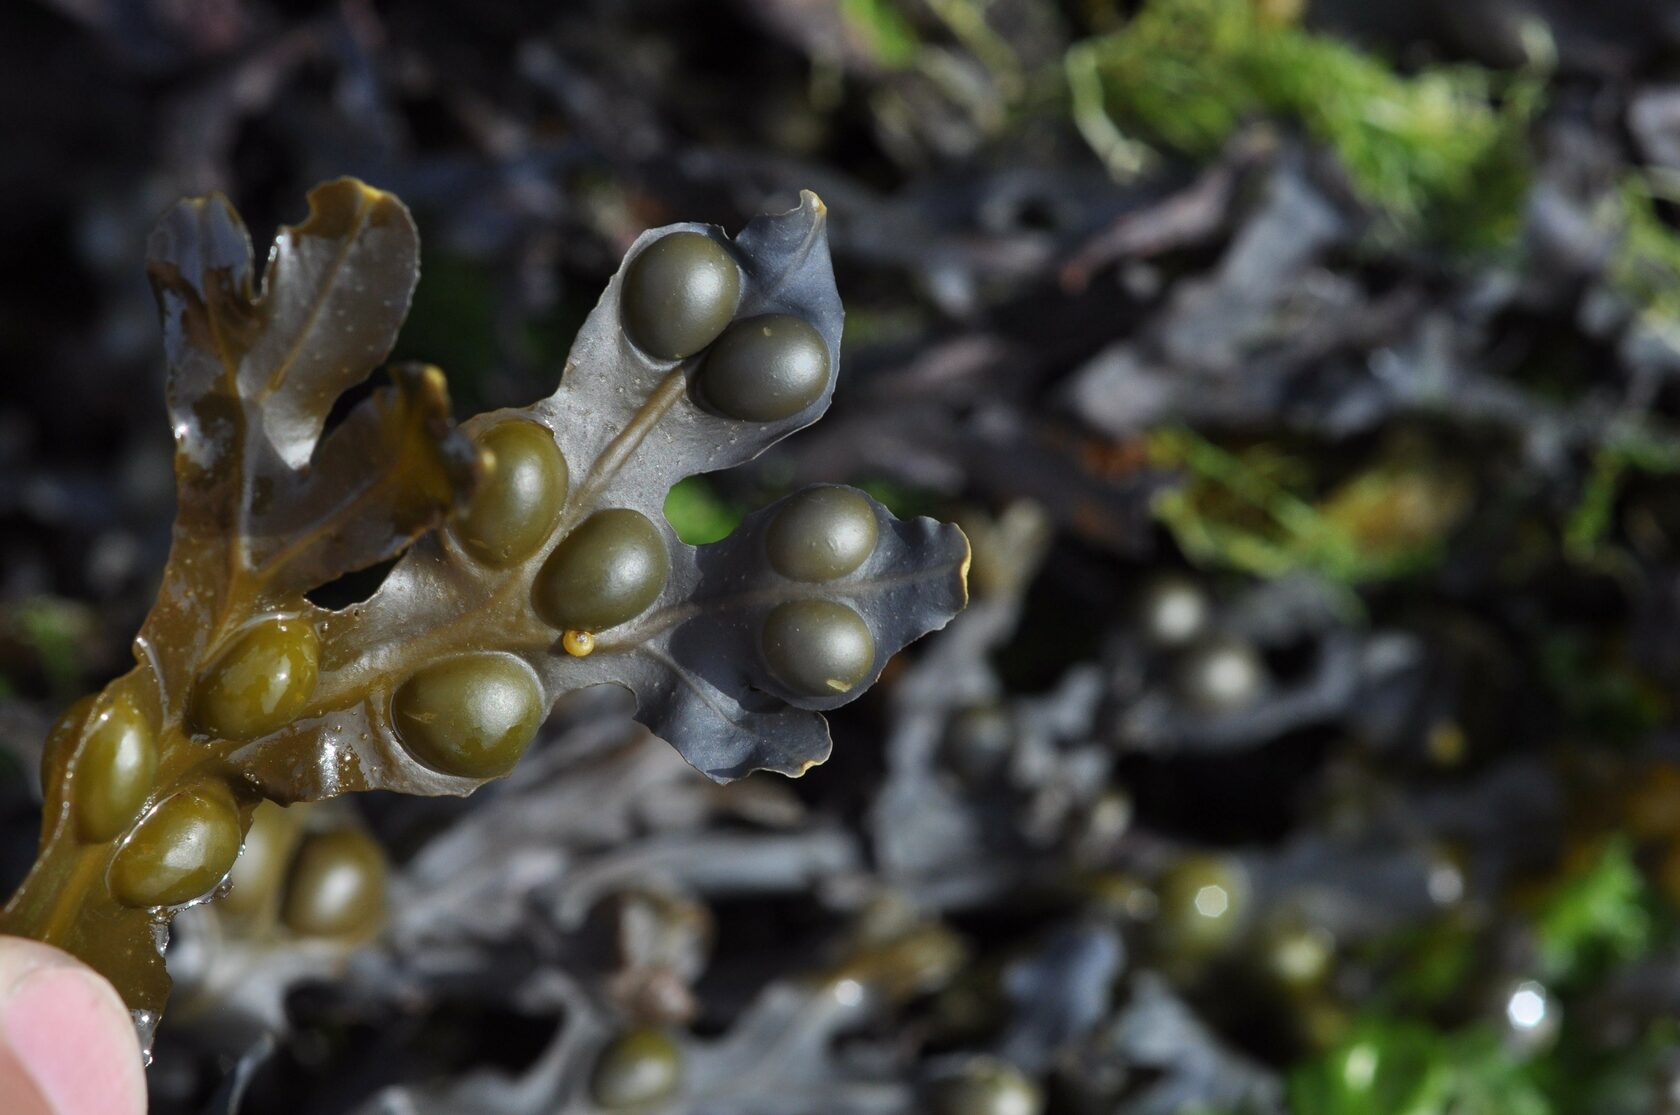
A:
8;0;1680;1112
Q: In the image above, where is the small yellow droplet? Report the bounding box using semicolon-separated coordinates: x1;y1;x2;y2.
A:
562;629;595;657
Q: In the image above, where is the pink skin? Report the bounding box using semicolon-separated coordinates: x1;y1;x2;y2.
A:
0;937;147;1115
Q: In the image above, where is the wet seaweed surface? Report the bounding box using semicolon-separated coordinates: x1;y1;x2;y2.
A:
8;1;1680;1112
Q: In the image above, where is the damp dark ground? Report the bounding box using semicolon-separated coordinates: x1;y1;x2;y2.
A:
8;1;1680;1112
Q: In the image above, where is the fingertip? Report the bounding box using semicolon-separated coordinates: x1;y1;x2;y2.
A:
0;939;146;1115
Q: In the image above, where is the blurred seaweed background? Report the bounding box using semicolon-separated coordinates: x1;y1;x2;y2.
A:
8;0;1680;1111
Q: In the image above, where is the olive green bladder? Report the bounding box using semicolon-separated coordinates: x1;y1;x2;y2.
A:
760;599;875;697
454;420;569;566
766;486;878;582
40;694;94;792
620;231;741;361
698;314;830;422
189;618;320;741
391;654;545;779
109;785;243;909
72;693;158;844
282;827;388;939
534;508;669;632
591;1027;682;1109
221;800;299;919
